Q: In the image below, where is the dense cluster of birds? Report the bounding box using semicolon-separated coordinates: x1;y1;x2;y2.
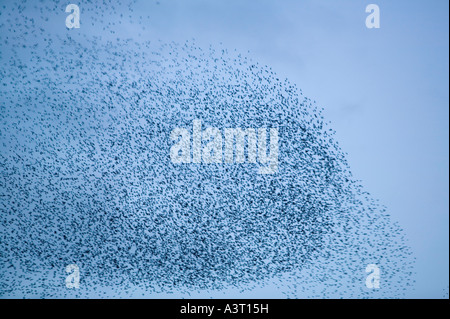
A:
0;0;414;298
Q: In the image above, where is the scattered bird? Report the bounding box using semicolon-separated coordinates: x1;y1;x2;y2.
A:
0;0;414;298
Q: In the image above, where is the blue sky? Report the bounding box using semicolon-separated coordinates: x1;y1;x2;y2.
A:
135;0;449;298
1;0;448;298
118;0;448;298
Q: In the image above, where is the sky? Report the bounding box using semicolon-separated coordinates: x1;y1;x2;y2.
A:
125;0;449;298
1;0;448;298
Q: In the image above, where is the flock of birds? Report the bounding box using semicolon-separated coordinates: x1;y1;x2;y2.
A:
0;0;414;298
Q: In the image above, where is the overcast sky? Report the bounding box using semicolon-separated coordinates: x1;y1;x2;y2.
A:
1;0;448;298
118;0;449;298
